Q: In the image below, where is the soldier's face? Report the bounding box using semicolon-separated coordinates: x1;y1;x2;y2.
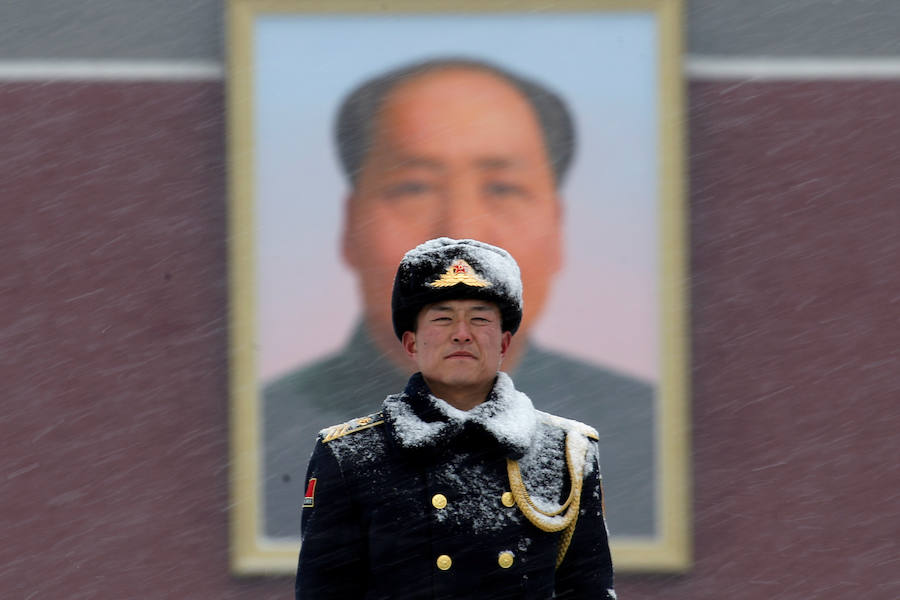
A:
342;68;562;350
402;300;511;396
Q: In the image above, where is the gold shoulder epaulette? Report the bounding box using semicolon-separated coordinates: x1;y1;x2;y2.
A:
573;421;599;441
538;412;599;441
320;411;385;443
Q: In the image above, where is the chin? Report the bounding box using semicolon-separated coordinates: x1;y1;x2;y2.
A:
446;371;494;388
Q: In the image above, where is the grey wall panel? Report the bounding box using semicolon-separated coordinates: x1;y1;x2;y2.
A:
0;0;222;59
3;1;900;63
689;0;900;56
0;0;900;60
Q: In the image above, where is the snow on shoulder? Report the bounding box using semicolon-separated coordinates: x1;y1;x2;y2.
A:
537;411;599;442
511;410;600;530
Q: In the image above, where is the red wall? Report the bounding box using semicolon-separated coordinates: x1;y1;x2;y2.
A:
2;80;898;598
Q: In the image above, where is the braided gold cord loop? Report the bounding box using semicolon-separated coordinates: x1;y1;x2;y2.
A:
507;460;574;521
506;432;586;530
507;431;591;568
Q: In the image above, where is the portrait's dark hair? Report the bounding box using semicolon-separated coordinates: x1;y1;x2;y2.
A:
335;57;577;188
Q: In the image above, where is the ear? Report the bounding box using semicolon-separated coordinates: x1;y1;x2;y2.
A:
499;331;512;358
340;193;360;269
401;330;417;359
548;194;564;275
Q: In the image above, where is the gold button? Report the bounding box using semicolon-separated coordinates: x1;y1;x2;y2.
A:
432;493;447;509
501;491;515;507
436;554;452;570
498;551;515;569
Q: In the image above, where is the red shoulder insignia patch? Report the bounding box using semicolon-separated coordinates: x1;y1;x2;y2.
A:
303;478;317;508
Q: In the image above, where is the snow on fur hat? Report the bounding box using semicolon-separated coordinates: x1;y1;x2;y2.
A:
391;238;524;339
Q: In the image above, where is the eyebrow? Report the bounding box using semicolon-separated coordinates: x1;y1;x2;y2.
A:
392;156;445;171
467;304;495;312
473;157;525;170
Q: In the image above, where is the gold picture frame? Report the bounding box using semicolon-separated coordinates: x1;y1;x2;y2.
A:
227;0;689;575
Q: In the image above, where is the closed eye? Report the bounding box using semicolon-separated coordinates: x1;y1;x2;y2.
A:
484;181;528;198
385;180;436;198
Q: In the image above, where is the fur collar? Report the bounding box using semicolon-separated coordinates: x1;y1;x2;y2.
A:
383;372;538;459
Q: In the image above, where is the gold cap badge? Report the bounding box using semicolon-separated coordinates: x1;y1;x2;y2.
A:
427;259;492;289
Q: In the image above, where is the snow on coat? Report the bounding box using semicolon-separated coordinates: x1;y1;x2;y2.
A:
296;372;615;600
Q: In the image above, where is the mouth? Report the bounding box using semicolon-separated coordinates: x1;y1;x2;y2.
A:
445;351;476;359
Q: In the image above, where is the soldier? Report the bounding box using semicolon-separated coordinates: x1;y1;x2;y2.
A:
295;238;615;600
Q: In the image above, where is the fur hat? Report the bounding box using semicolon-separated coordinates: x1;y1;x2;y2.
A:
391;238;523;339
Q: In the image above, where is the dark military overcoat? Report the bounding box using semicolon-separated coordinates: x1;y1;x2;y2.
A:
295;372;615;600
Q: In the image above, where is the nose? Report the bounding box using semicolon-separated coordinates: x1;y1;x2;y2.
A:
438;176;491;240
441;209;482;240
451;320;473;343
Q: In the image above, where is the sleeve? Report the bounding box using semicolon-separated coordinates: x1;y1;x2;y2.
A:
295;438;367;600
554;440;616;600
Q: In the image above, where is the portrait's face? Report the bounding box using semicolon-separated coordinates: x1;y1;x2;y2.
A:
402;299;511;397
342;67;562;360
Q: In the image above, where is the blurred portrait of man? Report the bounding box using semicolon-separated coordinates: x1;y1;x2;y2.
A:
262;57;656;540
